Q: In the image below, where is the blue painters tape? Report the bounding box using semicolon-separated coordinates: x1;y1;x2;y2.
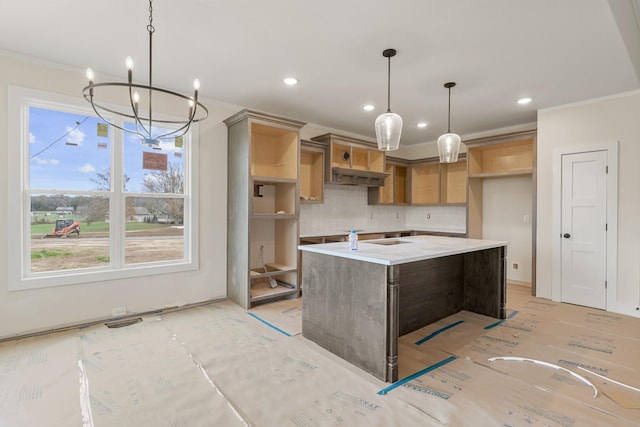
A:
484;310;519;330
247;312;292;337
377;356;458;395
415;320;465;345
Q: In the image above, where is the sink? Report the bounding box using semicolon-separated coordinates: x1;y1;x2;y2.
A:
368;239;411;246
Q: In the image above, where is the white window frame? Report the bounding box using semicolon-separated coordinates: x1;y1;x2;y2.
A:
7;85;199;291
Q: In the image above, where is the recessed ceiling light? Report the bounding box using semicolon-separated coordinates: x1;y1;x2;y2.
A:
517;97;532;105
417;122;428;128
283;77;298;86
363;104;375;111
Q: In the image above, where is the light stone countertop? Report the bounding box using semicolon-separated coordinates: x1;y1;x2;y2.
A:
298;234;507;266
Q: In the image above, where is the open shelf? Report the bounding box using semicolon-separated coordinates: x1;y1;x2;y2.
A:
252;180;296;215
394;164;408;204
250;123;298;179
369;160;408;205
225;109;304;309
369;150;385;173
331;143;351;168
410;162;440;204
379;164;394;204
300;146;324;203
351;146;369;170
312;133;388;186
441;159;467;204
468;138;533;177
249;263;297;278
250;280;298;303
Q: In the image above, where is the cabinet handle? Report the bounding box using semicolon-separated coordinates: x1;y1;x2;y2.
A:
563;233;571;238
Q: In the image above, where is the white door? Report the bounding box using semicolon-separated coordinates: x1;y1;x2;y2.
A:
561;151;607;309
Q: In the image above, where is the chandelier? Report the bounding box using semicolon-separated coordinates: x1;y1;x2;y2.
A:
83;0;208;147
374;48;403;151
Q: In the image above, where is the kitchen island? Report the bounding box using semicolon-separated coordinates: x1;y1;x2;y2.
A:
299;235;507;382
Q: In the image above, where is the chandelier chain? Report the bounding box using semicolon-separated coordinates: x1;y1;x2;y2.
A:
148;0;155;33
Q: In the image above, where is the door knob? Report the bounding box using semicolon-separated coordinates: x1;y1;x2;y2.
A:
563;233;571;238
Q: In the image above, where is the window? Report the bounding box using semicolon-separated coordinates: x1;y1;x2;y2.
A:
8;86;199;290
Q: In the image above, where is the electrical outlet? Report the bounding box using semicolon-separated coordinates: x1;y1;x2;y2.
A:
512;262;519;270
370;212;374;220
112;307;126;317
426;213;431;220
523;215;530;223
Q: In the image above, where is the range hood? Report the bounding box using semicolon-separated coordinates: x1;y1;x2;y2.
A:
330;167;390;187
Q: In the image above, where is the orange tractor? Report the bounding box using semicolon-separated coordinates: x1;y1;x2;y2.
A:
52;218;80;238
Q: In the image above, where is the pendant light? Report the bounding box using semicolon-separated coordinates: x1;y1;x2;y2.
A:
437;82;461;163
375;48;403;151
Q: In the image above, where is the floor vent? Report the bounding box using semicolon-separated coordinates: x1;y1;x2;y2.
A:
105;317;143;329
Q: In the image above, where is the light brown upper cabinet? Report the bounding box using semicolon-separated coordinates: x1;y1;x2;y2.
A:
409;156;467;205
468;138;533;178
440;159;467;204
410;160;441;204
466;131;536;238
300;140;325;203
310;133;389;187
368;157;409;205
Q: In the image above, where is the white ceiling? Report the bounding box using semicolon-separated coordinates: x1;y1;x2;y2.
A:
1;0;639;146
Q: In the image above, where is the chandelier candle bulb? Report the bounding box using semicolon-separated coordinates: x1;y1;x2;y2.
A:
86;68;94;84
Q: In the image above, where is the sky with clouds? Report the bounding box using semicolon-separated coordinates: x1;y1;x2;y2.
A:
28;106;185;193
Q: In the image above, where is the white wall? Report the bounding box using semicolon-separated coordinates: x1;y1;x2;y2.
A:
482;177;532;283
537;90;640;316
0;53;238;338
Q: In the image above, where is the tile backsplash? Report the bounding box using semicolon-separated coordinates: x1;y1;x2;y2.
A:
300;184;466;235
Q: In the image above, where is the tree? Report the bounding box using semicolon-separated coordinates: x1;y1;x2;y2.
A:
142;162;185;224
142;162;184;194
86;168;133;224
90;168;130;191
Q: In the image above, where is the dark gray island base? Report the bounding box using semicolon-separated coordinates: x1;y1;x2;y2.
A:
300;236;507;383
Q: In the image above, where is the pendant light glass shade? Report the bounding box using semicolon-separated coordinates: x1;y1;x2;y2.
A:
437;132;461;163
375;48;402;151
375;111;403;151
437;82;461;163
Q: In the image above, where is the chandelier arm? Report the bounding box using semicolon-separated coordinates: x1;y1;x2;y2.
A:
83;83;209;122
155;123;192;141
126;80;152;140
84;96;147;140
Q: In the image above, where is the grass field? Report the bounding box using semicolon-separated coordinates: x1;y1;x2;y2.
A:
30;220;176;235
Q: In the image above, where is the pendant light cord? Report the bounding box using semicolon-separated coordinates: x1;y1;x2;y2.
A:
386;55;391;113
447;86;452;133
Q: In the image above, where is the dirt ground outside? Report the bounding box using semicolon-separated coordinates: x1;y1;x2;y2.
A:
30;227;184;272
